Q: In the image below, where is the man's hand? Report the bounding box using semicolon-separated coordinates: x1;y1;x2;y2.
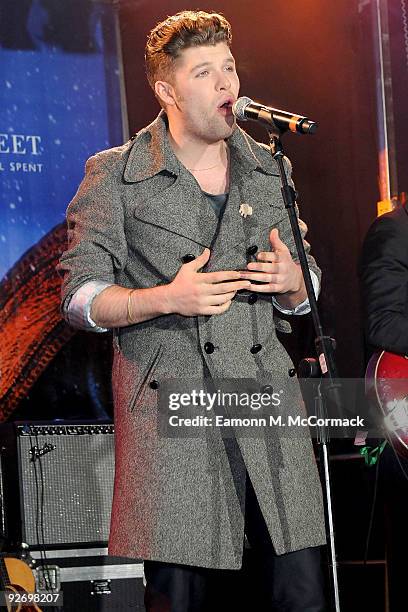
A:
164;248;250;316
240;229;307;307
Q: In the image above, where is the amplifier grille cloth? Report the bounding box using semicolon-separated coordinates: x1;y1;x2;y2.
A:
18;431;114;546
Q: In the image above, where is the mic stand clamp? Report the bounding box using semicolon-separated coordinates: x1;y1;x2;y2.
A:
268;128;341;612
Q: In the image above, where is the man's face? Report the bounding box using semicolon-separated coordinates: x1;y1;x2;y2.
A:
166;42;240;143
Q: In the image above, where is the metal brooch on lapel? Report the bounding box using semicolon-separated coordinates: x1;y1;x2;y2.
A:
239;203;253;218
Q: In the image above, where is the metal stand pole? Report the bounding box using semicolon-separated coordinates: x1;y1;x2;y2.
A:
268;131;342;612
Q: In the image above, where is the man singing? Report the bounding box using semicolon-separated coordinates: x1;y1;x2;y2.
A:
59;10;326;611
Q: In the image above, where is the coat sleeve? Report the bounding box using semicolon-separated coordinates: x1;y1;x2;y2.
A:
58;152;128;315
360;215;408;355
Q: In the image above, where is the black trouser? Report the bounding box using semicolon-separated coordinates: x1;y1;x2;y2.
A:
144;475;326;612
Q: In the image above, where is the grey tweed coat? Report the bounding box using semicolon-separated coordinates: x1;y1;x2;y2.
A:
59;111;326;569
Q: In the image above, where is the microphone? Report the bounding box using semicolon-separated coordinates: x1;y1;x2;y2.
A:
232;96;317;135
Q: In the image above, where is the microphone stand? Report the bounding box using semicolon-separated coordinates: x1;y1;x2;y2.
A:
267;128;341;612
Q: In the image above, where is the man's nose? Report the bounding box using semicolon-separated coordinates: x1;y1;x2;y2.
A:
216;71;231;91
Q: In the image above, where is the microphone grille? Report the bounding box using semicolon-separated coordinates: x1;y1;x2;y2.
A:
232;96;253;121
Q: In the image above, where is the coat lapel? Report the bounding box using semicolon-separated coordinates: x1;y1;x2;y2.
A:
211;127;285;256
123;112;218;247
123;111;179;182
132;172;220;248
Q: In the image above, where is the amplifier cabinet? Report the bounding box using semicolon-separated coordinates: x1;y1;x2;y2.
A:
0;422;115;549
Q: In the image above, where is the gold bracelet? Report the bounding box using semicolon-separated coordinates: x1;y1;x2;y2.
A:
127;288;137;325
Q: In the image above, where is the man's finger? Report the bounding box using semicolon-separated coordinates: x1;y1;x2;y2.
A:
206;291;237;305
207;280;250;294
189;248;211;271
240;272;279;284
246;282;283;293
246;262;279;273
203;270;243;283
203;300;233;315
256;251;279;263
269;228;287;251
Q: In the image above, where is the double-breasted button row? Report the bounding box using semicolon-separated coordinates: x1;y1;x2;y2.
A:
204;342;262;355
246;246;258;306
150;372;293;390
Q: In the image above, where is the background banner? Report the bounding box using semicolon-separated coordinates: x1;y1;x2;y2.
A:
0;0;124;278
0;0;125;418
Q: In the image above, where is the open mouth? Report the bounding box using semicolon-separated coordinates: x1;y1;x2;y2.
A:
218;98;234;114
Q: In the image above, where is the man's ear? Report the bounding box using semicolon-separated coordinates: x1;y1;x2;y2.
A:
154;81;177;107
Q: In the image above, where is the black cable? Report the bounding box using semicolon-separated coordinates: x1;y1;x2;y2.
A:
36;449;55;590
29;429;57;611
28;432;47;576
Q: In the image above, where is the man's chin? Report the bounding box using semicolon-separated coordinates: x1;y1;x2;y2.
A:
201;117;237;144
219;117;237;139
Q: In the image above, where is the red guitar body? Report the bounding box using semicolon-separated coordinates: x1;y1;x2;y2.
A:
366;350;408;458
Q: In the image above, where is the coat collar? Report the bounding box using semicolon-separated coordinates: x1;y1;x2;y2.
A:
123;111;179;182
123;111;279;183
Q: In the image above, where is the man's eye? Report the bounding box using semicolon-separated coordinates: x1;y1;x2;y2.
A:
225;65;235;71
196;70;209;77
